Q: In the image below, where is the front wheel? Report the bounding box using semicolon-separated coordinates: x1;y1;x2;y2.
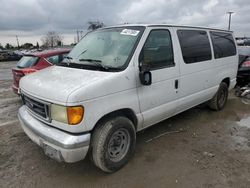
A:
209;82;228;111
91;116;136;173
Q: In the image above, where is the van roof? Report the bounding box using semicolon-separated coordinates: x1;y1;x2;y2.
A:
103;24;233;33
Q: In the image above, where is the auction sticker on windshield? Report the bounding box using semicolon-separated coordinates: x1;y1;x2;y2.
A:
120;29;140;36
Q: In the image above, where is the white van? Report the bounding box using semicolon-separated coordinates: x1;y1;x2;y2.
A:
18;24;238;172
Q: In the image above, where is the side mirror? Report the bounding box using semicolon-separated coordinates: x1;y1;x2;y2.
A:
139;71;152;85
139;48;152;85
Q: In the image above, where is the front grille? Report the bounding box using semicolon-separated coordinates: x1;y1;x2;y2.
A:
22;94;50;121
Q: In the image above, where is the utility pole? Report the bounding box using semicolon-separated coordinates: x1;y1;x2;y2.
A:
227;11;234;31
16;35;20;49
80;31;83;39
76;30;79;43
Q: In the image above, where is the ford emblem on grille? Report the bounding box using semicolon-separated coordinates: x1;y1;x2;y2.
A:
22;94;50;121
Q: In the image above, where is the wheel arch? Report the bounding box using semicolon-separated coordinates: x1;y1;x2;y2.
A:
92;108;138;132
221;77;230;88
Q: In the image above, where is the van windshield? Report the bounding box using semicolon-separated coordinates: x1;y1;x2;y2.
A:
64;26;145;71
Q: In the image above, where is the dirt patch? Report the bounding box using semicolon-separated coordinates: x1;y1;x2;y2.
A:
0;61;16;80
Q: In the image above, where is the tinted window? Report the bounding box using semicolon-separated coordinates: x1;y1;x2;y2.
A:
140;30;174;69
17;56;39;68
210;32;236;59
177;30;212;64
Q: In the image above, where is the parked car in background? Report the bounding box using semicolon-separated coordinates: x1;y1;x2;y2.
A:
237;46;250;86
12;48;70;94
0;50;22;61
7;51;23;61
0;50;8;61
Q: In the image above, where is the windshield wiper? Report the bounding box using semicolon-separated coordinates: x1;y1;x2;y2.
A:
79;58;102;63
60;58;121;71
79;58;109;70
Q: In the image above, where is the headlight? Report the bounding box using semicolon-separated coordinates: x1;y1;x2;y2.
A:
51;104;84;125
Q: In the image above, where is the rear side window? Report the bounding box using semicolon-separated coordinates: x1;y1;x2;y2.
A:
140;29;174;70
17;56;39;68
210;32;236;59
46;55;59;64
177;30;212;64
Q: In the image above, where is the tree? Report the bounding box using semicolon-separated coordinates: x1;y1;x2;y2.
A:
5;43;14;49
21;43;33;49
0;43;3;49
36;42;40;48
87;21;105;31
41;31;63;48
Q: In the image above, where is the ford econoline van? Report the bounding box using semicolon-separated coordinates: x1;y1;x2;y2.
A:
18;24;238;172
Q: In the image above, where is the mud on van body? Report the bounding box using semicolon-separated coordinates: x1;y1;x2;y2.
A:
18;24;238;172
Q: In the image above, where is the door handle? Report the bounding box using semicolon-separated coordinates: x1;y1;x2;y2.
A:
175;80;179;89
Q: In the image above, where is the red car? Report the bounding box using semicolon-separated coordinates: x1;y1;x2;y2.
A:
12;48;70;94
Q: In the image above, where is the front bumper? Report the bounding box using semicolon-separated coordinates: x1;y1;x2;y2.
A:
18;106;90;163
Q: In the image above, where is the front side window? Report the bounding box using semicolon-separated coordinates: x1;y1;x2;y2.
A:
17;56;39;68
65;26;145;71
177;30;212;64
210;31;236;59
139;30;174;70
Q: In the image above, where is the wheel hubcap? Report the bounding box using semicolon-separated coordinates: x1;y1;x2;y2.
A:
108;128;130;162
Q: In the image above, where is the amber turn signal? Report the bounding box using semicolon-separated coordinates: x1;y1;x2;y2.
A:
67;106;84;125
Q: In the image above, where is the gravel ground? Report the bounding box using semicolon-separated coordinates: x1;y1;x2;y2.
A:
0;61;250;188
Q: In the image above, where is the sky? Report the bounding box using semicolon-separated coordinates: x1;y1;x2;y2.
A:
0;0;250;46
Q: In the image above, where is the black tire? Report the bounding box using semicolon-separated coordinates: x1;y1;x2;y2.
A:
91;116;136;173
209;82;228;111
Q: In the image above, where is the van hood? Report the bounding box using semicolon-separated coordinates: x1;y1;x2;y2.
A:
20;66;134;104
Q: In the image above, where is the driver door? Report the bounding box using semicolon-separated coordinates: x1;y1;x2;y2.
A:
137;28;180;128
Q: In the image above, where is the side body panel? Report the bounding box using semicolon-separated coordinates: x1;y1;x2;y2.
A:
173;27;238;114
174;28;216;112
33;57;51;70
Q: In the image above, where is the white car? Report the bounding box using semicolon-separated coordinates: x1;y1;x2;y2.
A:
18;24;238;172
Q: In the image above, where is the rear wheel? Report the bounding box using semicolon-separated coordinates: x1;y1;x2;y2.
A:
209;82;228;111
91;116;136;173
